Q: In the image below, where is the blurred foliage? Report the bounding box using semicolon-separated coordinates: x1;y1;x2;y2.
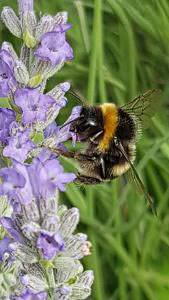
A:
1;0;169;299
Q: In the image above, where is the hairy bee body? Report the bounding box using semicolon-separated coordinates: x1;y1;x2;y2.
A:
55;89;159;213
70;103;138;183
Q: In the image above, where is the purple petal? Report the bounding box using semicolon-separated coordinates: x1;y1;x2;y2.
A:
3;128;35;162
53;23;72;33
14;290;47;300
13;161;34;204
0;236;12;261
56;105;82;145
34;29;74;66
0;167;26;196
0;108;16;144
59;82;70;92
37;231;64;260
0;49;16;97
44;122;58;138
28;150;76;198
0;49;15;69
0;217;24;243
14;88;58;125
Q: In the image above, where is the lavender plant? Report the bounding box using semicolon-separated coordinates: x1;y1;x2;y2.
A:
0;0;94;299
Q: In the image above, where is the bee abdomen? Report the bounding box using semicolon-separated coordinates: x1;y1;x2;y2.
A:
111;141;136;177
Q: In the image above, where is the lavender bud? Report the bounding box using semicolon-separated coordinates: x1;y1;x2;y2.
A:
64;234;92;259
17;0;34;15
29;59;51;78
39;192;59;217
54;286;72;299
9;243;38;264
57;205;68;217
59;208;80;238
1;42;18;61
47;82;70;101
14;60;29;85
71;285;91;299
77;271;94;288
44;61;65;80
22;11;37;34
55;258;83;283
54;11;68;25
41;215;60;233
20;45;32;69
35;15;55;41
1;7;22;38
21;273;48;292
22;9;37;49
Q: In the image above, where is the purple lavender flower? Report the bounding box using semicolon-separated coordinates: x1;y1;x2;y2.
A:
0;167;25;196
12;161;35;205
37;231;64;260
0;108;16;144
34;24;73;66
14;88;65;126
0;217;24;243
0;49;16;97
28;149;76;196
3;128;35;162
44;121;58;138
13;290;47;300
0;150;75;204
0;236;12;261
0;162;33;205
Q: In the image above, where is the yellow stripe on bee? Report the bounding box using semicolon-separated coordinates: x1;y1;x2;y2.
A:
98;103;119;151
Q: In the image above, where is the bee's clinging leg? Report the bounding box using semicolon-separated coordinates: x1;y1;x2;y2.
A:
90;130;103;144
50;148;97;162
75;173;102;185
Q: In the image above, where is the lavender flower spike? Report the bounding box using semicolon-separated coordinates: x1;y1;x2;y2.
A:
0;0;94;298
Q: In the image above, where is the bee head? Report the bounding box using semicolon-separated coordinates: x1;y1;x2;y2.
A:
70;106;103;141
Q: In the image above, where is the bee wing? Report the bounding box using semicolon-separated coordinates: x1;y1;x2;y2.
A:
121;89;161;129
118;141;157;215
68;89;87;106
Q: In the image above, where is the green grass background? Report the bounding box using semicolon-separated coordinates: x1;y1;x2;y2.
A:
1;0;169;299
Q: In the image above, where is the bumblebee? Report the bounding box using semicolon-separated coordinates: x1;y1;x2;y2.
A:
54;89;160;214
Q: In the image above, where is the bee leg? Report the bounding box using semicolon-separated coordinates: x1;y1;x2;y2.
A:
51;148;97;162
74;153;97;161
49;148;76;158
75;173;102;185
100;157;106;179
90;130;103;144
